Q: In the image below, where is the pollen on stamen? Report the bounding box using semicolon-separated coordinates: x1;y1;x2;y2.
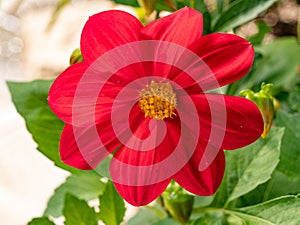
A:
138;81;177;120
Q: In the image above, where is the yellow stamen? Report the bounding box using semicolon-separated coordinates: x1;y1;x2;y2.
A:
138;81;177;120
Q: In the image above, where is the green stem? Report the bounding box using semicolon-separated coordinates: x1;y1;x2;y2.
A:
223;200;230;209
193;207;275;224
262;176;275;202
193;207;224;213
190;0;196;9
226;80;240;96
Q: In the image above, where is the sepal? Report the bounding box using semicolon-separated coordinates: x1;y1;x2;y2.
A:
240;83;279;138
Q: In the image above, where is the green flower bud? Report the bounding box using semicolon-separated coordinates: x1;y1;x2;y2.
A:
69;48;83;65
161;182;194;225
240;83;279;138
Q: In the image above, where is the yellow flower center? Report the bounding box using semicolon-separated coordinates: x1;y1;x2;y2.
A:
138;81;177;120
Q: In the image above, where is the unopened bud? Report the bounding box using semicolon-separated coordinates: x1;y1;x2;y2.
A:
69;48;83;65
240;83;279;138
160;182;194;224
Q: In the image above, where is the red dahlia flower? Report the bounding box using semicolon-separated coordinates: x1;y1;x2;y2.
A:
48;7;264;206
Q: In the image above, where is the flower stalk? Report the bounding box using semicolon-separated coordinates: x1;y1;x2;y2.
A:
190;0;196;9
161;182;194;224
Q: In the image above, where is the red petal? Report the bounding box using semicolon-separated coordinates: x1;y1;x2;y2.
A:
110;108;175;206
219;95;264;149
185;33;254;91
110;109;177;206
111;114;181;166
113;179;171;206
80;10;143;64
141;7;203;47
110;105;203;202
48;63;87;124
173;140;225;195
190;94;263;150
59;99;147;170
49;62;138;126
59;123;120;170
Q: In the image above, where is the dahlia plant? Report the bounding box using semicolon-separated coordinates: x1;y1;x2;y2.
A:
7;0;300;224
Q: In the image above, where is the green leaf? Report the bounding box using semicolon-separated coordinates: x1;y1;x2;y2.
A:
215;0;232;13
195;1;211;36
237;195;300;225
243;38;300;92
275;111;300;182
28;217;55;225
95;155;112;178
213;0;277;32
216;0;225;13
99;180;126;225
211;127;284;207
261;171;300;200
44;171;105;218
112;0;139;7
156;0;176;12
7;80;76;172
64;194;98;225
193;196;214;208
287;87;300;113
237;171;300;207
153;218;181;225
127;207;162;225
192;195;300;224
191;211;226;225
227;128;283;202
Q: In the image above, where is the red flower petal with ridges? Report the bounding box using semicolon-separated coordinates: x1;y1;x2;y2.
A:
171;33;254;92
112;114;180;167
141;7;203;47
114;179;171;206
80;10;143;64
48;7;264;206
59;101;145;170
48;63;87;124
173;140;225;196
59;123;119;170
188;33;255;90
110;118;180;206
49;62;145;125
190;94;264;150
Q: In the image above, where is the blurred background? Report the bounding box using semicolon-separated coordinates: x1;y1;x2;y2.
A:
0;0;299;224
0;1;134;224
